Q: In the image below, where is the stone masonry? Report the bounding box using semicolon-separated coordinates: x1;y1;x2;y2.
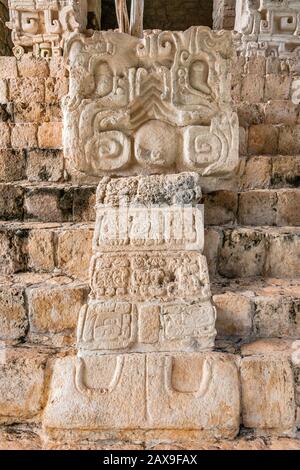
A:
0;0;299;450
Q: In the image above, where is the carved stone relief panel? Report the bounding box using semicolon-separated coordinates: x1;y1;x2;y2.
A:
7;0;98;58
235;0;300;57
63;27;238;177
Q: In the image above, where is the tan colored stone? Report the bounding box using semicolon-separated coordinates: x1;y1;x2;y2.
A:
0;149;25;182
0;229;25;275
264;74;291;101
203;191;237;225
241;74;264;103
38;122;62;149
27;229;55;272
28;284;88;334
57;227;93;280
24;189;72;223
13;102;45;124
45;77;69;104
0;122;10;149
0;428;42;450
248;125;279;155
0;79;8;104
0;184;24;219
219;229;266;278
26;150;64;182
90;252;211;302
11;123;37;149
17;56;49;78
253;296;300;338
0;348;46;420
9;78;44;103
43;353;240;438
277;189;300;226
241;356;295;433
278;126;300;155
239;156;272;190
266;232;300;278
203;228;221;277
272;155;300;188
238;190;277;226
0;57;17;79
0;286;27;341
265;101;298;126
214;292;252;337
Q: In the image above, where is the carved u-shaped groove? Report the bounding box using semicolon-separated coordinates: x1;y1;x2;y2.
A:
75;356;124;396
164;356;212;398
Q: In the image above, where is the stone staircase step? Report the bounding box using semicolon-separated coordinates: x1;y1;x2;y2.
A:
0;181;299;227
0;222;299;279
212;278;300;340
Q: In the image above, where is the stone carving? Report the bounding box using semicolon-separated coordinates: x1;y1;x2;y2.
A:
235;0;300;57
6;0;99;58
63;27;238;177
43;353;240;435
77;300;216;352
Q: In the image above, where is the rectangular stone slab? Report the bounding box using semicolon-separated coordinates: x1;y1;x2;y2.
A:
43;352;240;437
89;251;211;302
77;300;216;352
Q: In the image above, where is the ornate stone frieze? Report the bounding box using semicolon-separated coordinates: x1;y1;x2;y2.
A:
6;0;98;58
63;27;238;177
235;0;300;57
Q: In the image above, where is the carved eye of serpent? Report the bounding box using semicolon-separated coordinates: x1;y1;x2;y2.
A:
99;139;122;159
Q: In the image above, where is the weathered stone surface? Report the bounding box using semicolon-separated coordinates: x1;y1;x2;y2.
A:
11;123;37;149
90;252;211;302
77;300;216;353
38;122;62;149
0;184;24;220
253;296;300;338
28;283;89;334
241;356;295;434
0;348;46;420
0;149;25;182
203;191;237;225
57;227;93;280
0;285;27;341
63;28;238;177
26;150;64;182
266;231;300;278
0;228;25;275
27;228;55;273
238;190;277;226
214;292;252;338
44;353;240;438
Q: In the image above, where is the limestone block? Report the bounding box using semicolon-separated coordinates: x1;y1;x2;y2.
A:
0;184;24;220
203;191;237;225
241;356;295;434
0;80;8;103
43;353;240;437
0;348;46;419
17;56;49;78
214;292;252;338
38;122;62;149
203;228;222;277
0;229;25;275
45;77;69;104
253;296;300;338
248;125;279;155
239;156;272;190
11;123;37;149
278;126;300;155
73;186;96;222
0;57;17;79
57;227;94;280
0;122;10;148
26;150;64;182
90;252;211;302
0;285;27;341
264;101;298;126
241;75;264;103
265;74;291;101
9;78;45;104
277;189;300;226
27;229;55;272
96;173;202;207
63;28;238;177
0;149;25;182
13;102;46;124
238;190;277;226
93;206;204;253
218;229;266;278
24;187;73;223
77;300;216;353
28;284;89;334
272;155;300;188
266;232;300;278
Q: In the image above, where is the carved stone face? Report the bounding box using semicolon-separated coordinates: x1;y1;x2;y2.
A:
63;27;239;178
